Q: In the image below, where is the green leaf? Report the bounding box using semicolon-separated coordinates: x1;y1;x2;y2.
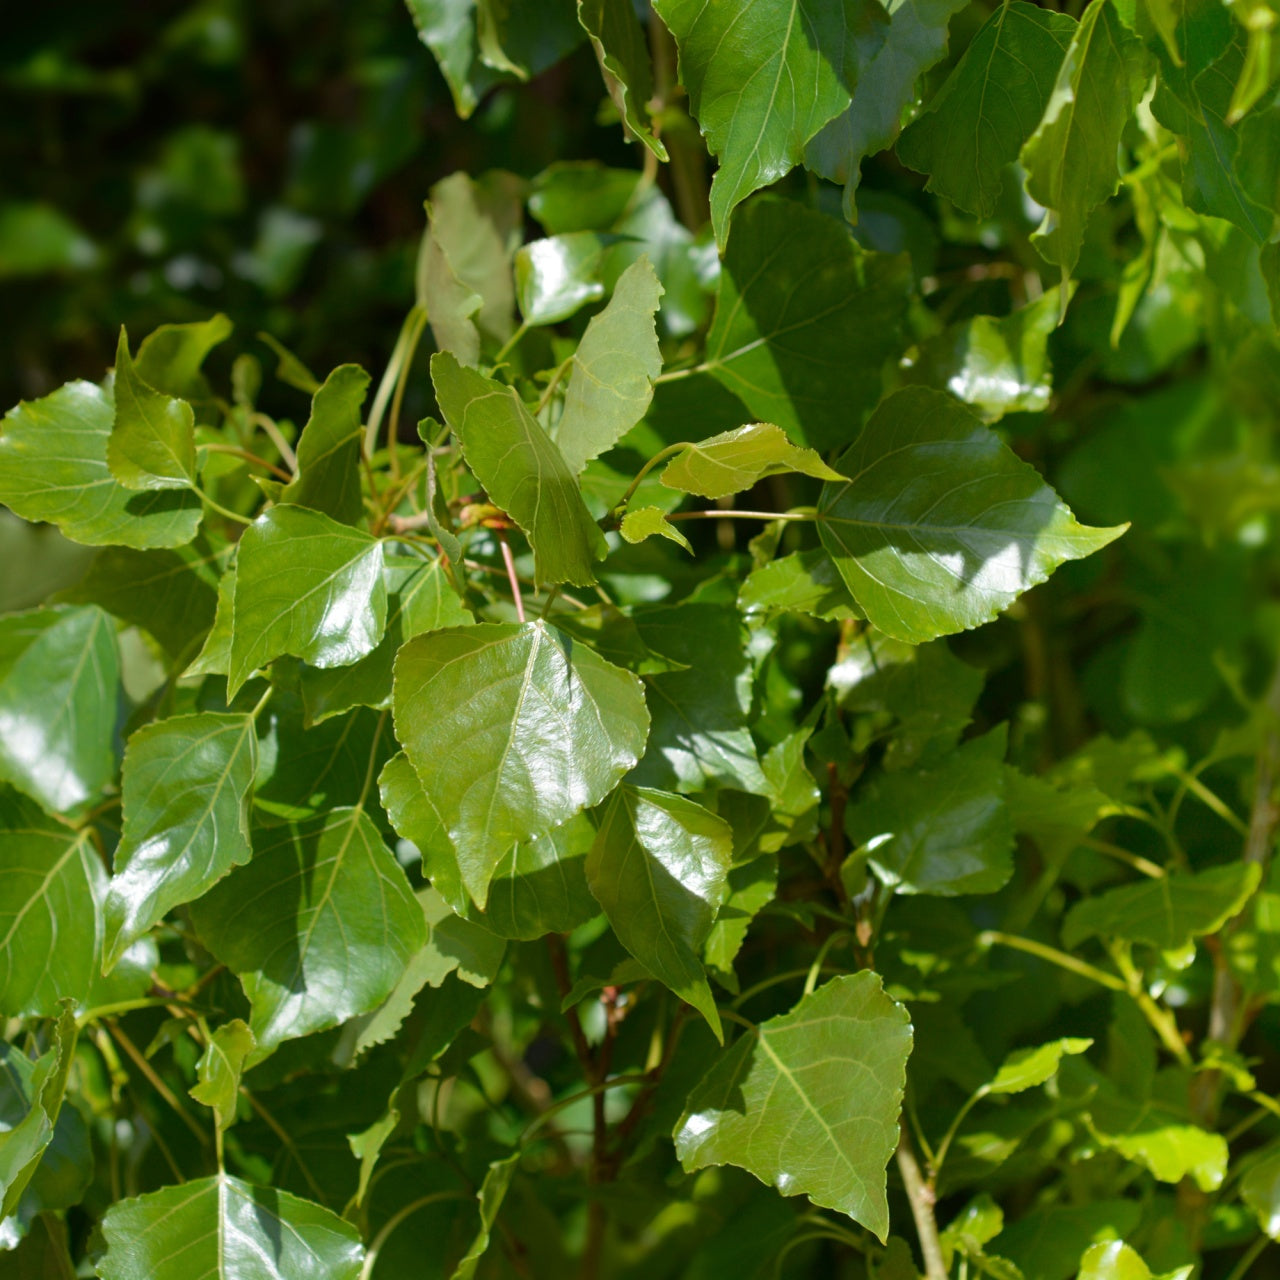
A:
817;387;1125;643
897;1;1078;218
653;0;888;244
514;231;621;325
58;541;225;663
1078;1241;1193;1280
0;381;203;549
227;504;387;698
845;730;1015;896
186;565;235;677
904;287;1070;421
393;621;649;906
301;555;471;724
0;1007;78;1223
553;256;663;475
96;1173;364;1280
280;364;371;525
189;1019;255;1130
1063;862;1262;950
133;314;232;399
1021;0;1152;282
1242;1148;1280;1239
103;712;258;969
738;548;862;622
0;790;104;1019
704;854;779;990
674;971;912;1240
703;197;911;450
804;0;970;218
420;886;506;988
405;0;584;119
997;1200;1139;1280
586;785;732;1038
425;171;524;345
451;1153;520;1280
578;0;667;159
828;628;982;769
619;505;693;553
985;1037;1093;1095
630;603;769;796
661;424;844;500
419;213;482;367
0;605;119;816
189;806;426;1053
107;328;197;491
431;351;607;586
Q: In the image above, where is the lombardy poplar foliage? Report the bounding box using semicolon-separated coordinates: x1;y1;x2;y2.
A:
2;0;1280;1276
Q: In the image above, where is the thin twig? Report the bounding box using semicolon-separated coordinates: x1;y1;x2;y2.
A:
895;1128;947;1280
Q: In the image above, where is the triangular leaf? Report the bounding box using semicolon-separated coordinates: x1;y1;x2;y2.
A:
280;364;371;526
817;387;1125;643
674;972;912;1240
104;712;258;969
108;328;198;491
393;621;649;906
228;505;387;698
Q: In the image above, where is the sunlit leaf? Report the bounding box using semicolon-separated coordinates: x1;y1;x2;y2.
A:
107;329;197;492
280;364;370;526
674;972;911;1240
661;424;843;500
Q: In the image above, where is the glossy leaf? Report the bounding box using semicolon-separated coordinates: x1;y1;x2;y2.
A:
190;806;425;1052
704;854;778;990
393;621;649;906
1063;863;1262;950
905;287;1068;421
280;364;370;526
586;785;732;1037
300;555;472;724
553;256;663;475
653;0;888;244
661;424;843;500
227;504;387;698
514;232;619;325
674;972;912;1240
897;1;1077;218
619;505;692;552
96;1174;364;1280
703;197;911;450
0;605;119;816
189;1019;255;1130
846;731;1014;896
1021;0;1152;281
420;887;506;988
578;0;667;159
0;790;104;1019
817;387;1125;643
1242;1148;1280;1240
432;351;607;587
0;381;202;548
103;711;258;969
805;0;969;217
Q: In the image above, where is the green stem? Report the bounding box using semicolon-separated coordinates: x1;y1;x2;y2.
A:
978;930;1128;992
618;441;691;508
365;306;426;460
1225;1236;1270;1280
665;508;817;524
930;1087;988;1181
359;1192;470;1280
492;321;529;368
198;490;253;527
518;1075;650;1146
654;361;711;384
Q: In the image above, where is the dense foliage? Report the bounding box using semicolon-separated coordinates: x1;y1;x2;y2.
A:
3;0;1280;1276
